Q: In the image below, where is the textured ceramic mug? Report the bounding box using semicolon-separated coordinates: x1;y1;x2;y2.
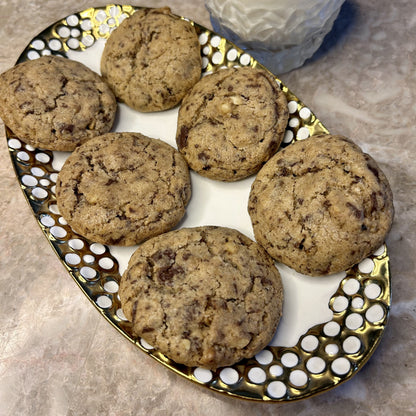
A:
205;0;345;74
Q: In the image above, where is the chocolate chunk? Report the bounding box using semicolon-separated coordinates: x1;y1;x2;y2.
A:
157;264;184;283
346;202;364;219
177;125;189;149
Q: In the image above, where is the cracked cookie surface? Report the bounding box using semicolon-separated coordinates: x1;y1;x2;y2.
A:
120;226;283;369
0;55;116;151
248;134;394;276
100;7;201;112
56;132;191;246
176;66;289;181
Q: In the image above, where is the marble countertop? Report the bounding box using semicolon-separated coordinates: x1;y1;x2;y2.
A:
0;1;415;415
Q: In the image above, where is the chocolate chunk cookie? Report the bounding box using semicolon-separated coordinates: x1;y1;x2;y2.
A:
56;132;191;246
0;55;116;151
120;226;283;369
100;7;201;112
248;134;394;276
176;66;289;181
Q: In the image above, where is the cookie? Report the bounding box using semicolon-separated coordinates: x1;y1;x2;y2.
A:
0;55;116;151
100;7;201;112
176;66;289;181
119;226;283;369
248;134;394;276
56;132;191;246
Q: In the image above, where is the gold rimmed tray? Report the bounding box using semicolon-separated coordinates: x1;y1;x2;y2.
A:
5;4;391;402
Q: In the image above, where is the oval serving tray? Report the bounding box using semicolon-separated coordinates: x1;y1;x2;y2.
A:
5;4;391;402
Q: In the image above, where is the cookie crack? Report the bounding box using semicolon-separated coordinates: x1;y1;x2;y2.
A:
283;159;378;253
197;233;256;309
180;74;233;148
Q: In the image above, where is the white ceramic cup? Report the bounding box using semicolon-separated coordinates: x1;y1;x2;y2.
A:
205;0;345;74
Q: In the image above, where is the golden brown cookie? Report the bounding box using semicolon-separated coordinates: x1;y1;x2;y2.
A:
100;7;201;112
119;226;283;369
55;132;191;246
176;66;289;181
248;134;394;276
0;55;116;151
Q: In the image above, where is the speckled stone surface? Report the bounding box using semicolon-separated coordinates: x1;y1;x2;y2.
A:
0;1;415;415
